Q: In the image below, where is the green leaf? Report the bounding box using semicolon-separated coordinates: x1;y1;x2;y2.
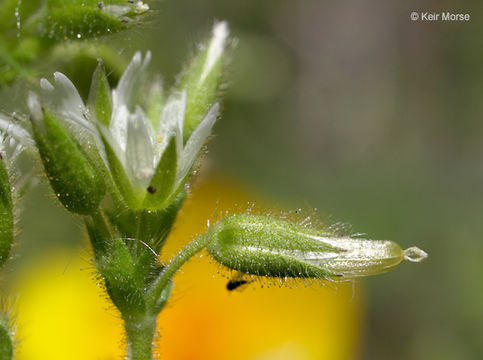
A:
88;60;112;126
142;136;177;211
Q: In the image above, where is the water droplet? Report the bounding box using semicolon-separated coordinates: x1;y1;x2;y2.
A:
404;247;428;263
14;0;22;38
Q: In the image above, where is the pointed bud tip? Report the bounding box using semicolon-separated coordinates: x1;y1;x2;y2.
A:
199;21;230;83
213;21;229;40
403;247;428;263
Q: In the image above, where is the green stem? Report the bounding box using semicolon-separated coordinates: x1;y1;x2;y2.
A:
124;315;157;360
146;234;210;310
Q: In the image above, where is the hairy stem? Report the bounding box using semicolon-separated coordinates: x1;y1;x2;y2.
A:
124;315;158;360
146;234;210;311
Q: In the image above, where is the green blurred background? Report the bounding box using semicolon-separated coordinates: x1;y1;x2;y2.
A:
3;0;483;359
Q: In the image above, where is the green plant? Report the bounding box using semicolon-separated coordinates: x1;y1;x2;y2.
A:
0;3;427;359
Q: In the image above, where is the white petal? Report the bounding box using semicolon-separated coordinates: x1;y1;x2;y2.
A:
176;102;218;184
111;51;151;150
125;108;155;187
26;92;43;126
112;51;151;111
39;73;94;133
200;22;229;83
110;103;130;152
155;90;186;164
53;72;89;125
53;72;84;108
97;123;127;170
40;78;54;91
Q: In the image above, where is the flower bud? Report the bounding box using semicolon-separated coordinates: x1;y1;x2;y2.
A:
0;157;13;268
206;214;427;279
178;21;230;141
29;98;106;215
43;0;149;41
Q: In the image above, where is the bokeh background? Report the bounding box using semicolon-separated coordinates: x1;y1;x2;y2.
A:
2;0;483;359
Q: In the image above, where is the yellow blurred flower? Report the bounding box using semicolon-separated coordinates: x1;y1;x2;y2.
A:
13;176;361;360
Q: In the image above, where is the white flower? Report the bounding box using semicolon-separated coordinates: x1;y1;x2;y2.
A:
33;54;218;206
99;50;219;192
25;21;229;209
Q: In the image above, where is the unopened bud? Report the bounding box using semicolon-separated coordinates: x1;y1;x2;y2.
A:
43;0;149;40
206;214;427;279
178;21;230;140
29;100;105;215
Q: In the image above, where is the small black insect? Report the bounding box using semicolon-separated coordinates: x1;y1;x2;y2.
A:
147;186;157;194
226;279;248;291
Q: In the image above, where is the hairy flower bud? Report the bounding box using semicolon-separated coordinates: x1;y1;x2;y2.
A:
43;0;149;40
178;21;230;141
29;96;106;215
206;214;427;279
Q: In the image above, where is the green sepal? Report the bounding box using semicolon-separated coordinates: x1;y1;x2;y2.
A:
0;315;13;360
0;158;13;268
98;128;140;209
142;136;177;211
32;109;106;215
85;211;113;257
97;238;146;317
138;191;185;251
180;57;224;142
88;61;112;127
178;26;228;141
206;214;337;279
131;193;186;287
